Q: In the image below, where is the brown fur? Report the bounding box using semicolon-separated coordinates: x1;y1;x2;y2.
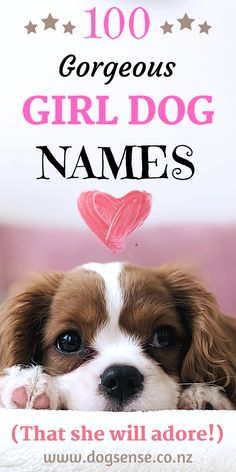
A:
42;268;107;374
120;265;191;377
159;266;236;402
0;268;107;374
0;264;235;404
0;272;63;368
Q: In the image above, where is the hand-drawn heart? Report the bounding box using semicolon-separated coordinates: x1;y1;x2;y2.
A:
77;190;152;252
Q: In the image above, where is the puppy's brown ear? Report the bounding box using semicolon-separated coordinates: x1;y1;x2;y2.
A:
159;266;236;398
0;272;64;368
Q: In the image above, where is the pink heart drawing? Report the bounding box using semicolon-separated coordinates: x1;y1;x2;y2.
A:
77;190;152;252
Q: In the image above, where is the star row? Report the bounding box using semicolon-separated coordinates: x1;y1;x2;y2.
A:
25;14;75;34
161;13;212;35
25;13;212;36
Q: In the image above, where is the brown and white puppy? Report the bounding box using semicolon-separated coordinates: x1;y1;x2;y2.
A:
0;262;235;411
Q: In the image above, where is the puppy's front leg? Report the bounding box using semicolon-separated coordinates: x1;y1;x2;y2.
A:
178;384;234;410
0;365;63;409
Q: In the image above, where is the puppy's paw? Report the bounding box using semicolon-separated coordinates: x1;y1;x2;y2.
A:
178;384;234;410
0;365;60;409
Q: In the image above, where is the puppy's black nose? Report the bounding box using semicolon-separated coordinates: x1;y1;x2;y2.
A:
100;365;143;403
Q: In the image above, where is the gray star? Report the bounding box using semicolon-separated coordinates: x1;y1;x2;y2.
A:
41;13;59;30
178;13;195;30
24;21;37;34
199;21;212;35
63;21;76;34
160;21;173;35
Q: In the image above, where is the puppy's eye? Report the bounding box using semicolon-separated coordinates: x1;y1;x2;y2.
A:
152;326;175;349
55;331;82;354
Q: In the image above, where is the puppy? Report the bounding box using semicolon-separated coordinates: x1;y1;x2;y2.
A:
0;262;235;411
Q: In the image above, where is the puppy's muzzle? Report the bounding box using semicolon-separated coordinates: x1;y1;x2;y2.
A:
100;365;144;404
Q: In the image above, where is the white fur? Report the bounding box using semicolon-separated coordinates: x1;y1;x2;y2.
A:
178;384;234;410
0;366;60;409
82;262;123;327
84;261;124;344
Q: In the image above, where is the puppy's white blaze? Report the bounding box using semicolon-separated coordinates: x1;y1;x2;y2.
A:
83;261;125;347
83;262;138;357
94;333;143;366
83;262;145;366
82;262;123;328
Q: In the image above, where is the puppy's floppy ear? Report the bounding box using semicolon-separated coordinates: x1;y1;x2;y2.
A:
0;272;64;368
159;266;236;397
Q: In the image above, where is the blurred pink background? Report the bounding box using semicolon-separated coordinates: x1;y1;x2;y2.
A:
0;224;235;316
